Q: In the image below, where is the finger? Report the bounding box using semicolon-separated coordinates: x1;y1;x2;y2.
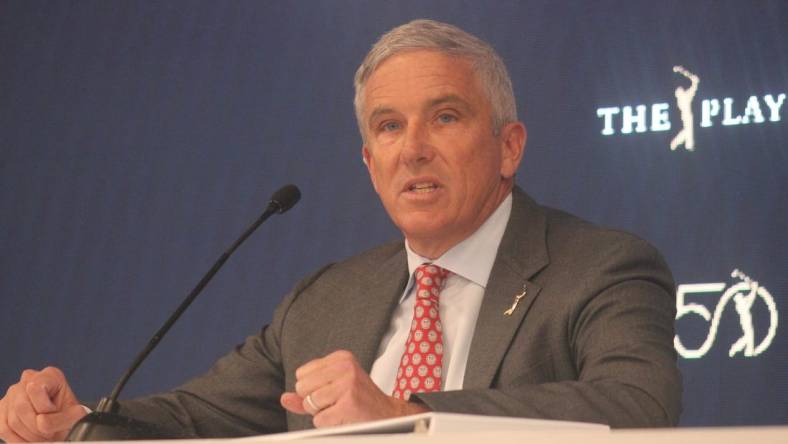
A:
37;404;88;437
25;383;56;414
305;380;348;415
302;391;329;416
294;357;331;381
0;424;27;443
6;406;49;442
294;365;350;398
0;399;28;443
312;404;344;429
7;386;51;441
280;392;307;415
295;350;355;380
18;370;39;385
295;353;357;397
37;367;75;407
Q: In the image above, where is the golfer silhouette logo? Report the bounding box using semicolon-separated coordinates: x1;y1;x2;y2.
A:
674;269;779;359
728;269;777;358
670;66;700;151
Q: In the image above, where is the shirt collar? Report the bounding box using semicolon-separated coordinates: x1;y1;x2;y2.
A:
404;192;513;293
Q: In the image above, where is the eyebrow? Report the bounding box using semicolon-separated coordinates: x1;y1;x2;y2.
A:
367;107;396;128
366;94;473;128
427;94;471;111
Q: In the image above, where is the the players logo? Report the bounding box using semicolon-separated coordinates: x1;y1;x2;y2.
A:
674;269;778;359
596;67;785;151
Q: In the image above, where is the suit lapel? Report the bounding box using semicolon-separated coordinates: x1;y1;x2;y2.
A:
324;247;409;372
463;188;550;389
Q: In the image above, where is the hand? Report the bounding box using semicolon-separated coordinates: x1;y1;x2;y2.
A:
0;367;87;442
280;350;429;428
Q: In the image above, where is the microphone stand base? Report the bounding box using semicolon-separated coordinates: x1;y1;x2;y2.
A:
66;411;177;441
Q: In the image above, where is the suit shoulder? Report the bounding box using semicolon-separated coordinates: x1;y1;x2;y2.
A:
273;239;405;324
538;206;672;283
542;206;660;256
289;239;404;295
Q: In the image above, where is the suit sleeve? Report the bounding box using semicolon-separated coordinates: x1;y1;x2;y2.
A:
412;237;682;428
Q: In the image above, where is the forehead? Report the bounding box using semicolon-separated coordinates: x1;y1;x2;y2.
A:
362;50;487;115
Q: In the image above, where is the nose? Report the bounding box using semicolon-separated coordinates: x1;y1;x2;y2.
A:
400;120;434;166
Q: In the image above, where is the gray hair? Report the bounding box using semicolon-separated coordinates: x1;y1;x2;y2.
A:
354;19;518;140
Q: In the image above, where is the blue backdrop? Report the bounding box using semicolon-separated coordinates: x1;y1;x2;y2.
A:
2;0;786;427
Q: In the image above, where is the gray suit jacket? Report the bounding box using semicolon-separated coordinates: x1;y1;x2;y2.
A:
119;188;682;436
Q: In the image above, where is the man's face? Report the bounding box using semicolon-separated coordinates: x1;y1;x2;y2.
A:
361;50;525;258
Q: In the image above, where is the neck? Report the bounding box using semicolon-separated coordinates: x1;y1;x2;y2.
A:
406;182;513;259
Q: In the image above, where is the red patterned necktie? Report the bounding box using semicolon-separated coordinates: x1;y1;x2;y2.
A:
392;263;449;400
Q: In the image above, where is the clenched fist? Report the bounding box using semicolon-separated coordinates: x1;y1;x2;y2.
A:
280;350;428;428
0;367;86;442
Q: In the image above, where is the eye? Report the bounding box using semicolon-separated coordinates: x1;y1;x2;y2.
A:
436;113;458;124
380;121;402;132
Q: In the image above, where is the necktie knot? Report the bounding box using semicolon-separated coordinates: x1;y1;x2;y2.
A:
414;264;449;301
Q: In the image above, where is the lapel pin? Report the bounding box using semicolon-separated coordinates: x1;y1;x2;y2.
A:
503;285;527;316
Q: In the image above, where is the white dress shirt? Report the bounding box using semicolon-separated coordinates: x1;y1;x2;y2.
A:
369;193;513;393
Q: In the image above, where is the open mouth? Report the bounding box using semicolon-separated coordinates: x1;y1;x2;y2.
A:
408;182;439;193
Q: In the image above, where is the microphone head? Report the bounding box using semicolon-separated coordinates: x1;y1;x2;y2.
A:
269;184;301;213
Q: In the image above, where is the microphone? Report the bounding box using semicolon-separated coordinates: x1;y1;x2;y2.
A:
66;185;301;441
269;184;300;213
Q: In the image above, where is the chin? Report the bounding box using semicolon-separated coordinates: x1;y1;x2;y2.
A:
397;217;449;240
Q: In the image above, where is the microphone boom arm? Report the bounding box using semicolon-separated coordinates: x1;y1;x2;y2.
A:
67;184;300;440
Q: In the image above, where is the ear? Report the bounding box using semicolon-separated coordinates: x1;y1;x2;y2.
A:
498;121;526;179
361;145;380;193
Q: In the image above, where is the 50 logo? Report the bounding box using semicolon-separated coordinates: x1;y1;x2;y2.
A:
674;269;778;359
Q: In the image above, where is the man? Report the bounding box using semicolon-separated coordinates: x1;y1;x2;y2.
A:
0;19;681;441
